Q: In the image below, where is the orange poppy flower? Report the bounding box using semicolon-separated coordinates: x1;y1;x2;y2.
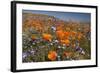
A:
56;30;65;40
71;31;77;36
77;32;83;40
60;39;70;46
64;32;70;36
48;51;57;61
64;31;70;39
42;33;52;41
63;51;72;57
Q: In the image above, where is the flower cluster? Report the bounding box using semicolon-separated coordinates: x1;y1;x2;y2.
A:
22;21;91;62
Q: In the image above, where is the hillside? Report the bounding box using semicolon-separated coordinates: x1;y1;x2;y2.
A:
22;13;67;33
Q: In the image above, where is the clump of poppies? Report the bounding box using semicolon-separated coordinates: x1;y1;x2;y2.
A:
48;51;57;61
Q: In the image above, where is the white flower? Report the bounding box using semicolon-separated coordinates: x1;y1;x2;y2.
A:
58;46;61;48
30;50;35;55
22;52;27;59
66;56;70;59
54;40;59;43
28;38;31;41
62;46;66;49
32;42;35;45
57;55;61;61
50;43;53;45
51;26;56;31
57;55;60;58
30;46;33;48
81;51;85;55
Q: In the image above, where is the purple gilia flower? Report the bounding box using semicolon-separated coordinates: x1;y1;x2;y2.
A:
80;48;85;55
51;26;56;31
22;52;28;59
75;46;80;51
79;47;83;52
78;48;85;55
30;50;35;55
75;46;85;55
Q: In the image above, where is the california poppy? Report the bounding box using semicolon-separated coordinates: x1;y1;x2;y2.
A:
48;51;57;61
63;51;72;57
64;31;70;39
42;33;52;41
71;31;77;36
60;39;70;46
56;30;65;40
77;32;83;40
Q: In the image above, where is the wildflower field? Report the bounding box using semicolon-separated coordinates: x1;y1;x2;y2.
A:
22;11;91;62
